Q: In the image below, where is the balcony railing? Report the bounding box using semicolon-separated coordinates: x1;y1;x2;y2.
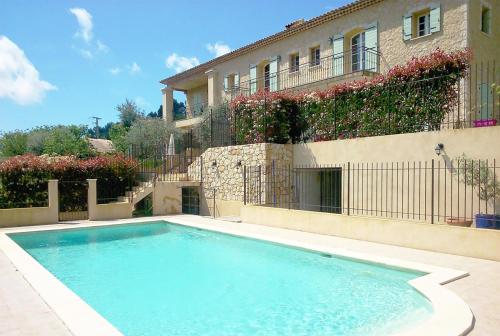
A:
228;48;380;98
173;100;209;121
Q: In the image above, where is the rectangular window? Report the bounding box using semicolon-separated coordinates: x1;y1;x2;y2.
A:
481;6;491;34
310;47;320;66
417;13;430;37
290;53;300;73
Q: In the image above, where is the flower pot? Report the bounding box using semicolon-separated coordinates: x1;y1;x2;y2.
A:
475;214;500;229
473;119;497;127
446;217;472;227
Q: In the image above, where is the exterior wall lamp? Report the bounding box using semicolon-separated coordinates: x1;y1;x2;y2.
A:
236;160;242;169
434;143;444;156
211;160;217;167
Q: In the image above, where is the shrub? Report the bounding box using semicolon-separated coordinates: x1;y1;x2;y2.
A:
0;154;137;209
230;48;471;143
230;91;306;144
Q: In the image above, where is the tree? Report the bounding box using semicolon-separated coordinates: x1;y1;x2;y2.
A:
87;122;114;139
126;118;178;149
0;131;28;157
109;123;128;153
117;99;143;128
147;105;163;119
42;125;93;157
26;126;52;155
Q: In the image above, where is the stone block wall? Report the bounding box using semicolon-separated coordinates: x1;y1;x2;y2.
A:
188;143;292;206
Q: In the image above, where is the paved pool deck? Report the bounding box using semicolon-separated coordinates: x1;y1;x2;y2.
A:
1;215;499;335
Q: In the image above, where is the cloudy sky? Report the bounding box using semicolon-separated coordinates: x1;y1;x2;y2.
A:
0;0;347;132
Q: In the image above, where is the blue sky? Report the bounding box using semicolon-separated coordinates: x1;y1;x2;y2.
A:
0;0;349;132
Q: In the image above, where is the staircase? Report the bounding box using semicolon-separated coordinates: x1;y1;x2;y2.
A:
117;180;154;206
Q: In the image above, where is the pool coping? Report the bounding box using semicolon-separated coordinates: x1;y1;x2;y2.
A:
0;215;474;336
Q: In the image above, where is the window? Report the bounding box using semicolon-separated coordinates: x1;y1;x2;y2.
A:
310;46;320;66
403;5;440;40
481;5;491;34
417;12;430;37
264;63;271;91
290;53;300;73
351;32;365;71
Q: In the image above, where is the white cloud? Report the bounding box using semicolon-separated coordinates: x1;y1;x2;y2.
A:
0;36;57;105
96;40;109;53
79;49;93;59
69;8;93;43
206;42;231;57
165;53;200;73
109;67;121;75
128;62;141;75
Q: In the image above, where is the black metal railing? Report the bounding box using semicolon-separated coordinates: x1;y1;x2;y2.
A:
244;158;500;227
228;48;380;98
173;99;209;121
189;63;499;151
0;178;49;209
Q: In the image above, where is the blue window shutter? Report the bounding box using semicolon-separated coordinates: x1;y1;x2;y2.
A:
479;83;492;119
249;65;257;95
403;15;412;40
269;57;278;92
430;5;441;33
234;73;240;89
332;35;344;76
364;24;378;71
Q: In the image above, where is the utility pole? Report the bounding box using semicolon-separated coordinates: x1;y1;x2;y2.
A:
91;116;102;138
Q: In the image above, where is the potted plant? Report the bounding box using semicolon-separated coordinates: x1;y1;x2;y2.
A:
445;217;473;227
455;154;500;229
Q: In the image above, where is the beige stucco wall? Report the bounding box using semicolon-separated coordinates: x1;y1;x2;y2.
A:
293;127;500;222
293;126;500;165
0;180;59;228
203;0;469;102
468;0;499;65
87;179;133;221
185;84;208;117
153;181;201;215
240;205;500;261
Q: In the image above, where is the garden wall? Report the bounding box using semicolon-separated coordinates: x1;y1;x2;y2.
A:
240;205;500;261
293;126;500;164
87;179;133;221
0;180;58;228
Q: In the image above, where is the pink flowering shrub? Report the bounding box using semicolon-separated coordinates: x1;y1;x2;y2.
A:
230;48;471;143
0;154;138;209
230;91;306;144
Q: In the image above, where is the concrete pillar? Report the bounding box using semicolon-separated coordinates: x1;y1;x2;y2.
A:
205;69;219;107
87;179;97;220
48;179;59;223
162;87;174;124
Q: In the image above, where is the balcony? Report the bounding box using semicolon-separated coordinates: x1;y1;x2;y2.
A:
228;48;380;98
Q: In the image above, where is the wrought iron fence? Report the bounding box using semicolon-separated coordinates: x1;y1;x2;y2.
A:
173;99;209;121
244;158;500;227
186;61;498;152
229;48;380;98
59;180;88;221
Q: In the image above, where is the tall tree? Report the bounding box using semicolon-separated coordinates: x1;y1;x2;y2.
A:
116;99;143;128
0;131;28;157
42;125;93;157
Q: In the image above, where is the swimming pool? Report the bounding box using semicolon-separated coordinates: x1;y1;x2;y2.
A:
10;221;433;336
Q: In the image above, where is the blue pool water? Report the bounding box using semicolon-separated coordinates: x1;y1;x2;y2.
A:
10;222;432;336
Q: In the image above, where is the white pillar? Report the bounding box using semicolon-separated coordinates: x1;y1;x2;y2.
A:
162;87;174;124
87;179;97;220
205;69;219;107
48;179;59;223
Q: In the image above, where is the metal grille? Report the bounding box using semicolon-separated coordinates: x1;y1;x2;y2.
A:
58;180;88;221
